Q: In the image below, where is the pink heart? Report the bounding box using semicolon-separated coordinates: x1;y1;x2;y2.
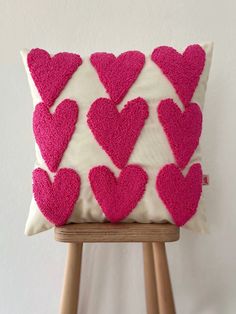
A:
87;97;149;169
27;48;82;107
33;168;80;226
33;99;78;172
151;45;205;107
158;99;202;169
90;51;145;104
89;165;148;222
156;163;202;226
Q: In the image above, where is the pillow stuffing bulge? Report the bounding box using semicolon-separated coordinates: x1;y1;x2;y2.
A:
21;42;213;235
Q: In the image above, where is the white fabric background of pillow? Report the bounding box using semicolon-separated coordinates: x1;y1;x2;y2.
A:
21;42;213;235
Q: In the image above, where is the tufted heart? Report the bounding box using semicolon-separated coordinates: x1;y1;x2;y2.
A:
33;99;78;172
33;168;80;226
158;99;202;169
156;163;202;226
90;51;145;104
151;45;205;107
27;48;82;107
89;165;148;222
87;97;149;169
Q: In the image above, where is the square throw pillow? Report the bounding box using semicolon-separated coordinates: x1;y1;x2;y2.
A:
21;43;213;235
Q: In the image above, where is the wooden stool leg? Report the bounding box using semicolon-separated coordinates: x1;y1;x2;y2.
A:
60;243;83;314
143;243;159;314
152;242;175;314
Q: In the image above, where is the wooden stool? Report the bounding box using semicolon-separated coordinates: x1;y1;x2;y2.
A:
55;223;180;314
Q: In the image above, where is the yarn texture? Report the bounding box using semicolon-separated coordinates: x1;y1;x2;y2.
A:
156;163;203;226
33;168;80;226
90;51;145;104
27;48;82;107
151;44;205;107
33;99;78;172
87;97;149;169
158;99;202;169
89;165;148;222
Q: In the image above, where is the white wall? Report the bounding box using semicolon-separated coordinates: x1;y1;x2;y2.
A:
0;0;235;313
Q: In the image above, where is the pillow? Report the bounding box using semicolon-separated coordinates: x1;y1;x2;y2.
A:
21;43;213;235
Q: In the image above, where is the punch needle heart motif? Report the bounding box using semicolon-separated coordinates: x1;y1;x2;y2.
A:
33;99;78;172
89;165;148;222
158;99;202;169
90;51;145;104
151;44;205;107
87;97;149;169
33;168;80;226
27;48;82;107
156;163;202;226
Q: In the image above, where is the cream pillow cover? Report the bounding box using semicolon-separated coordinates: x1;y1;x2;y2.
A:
21;43;213;235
